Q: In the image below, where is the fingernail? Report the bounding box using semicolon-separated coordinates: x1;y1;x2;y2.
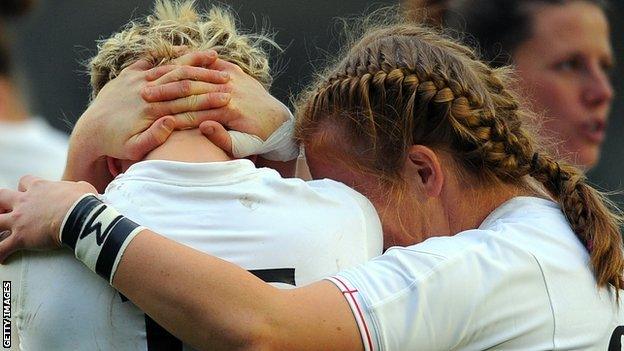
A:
163;118;175;130
207;50;217;58
220;72;229;79
220;94;230;103
205;126;214;135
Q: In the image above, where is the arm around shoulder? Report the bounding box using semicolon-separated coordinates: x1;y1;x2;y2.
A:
112;229;363;350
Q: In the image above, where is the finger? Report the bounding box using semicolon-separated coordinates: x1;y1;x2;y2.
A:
17;175;40;192
171;45;189;57
127;59;153;71
205;58;241;71
151;66;230;86
169;108;233;130
143;79;230;103
171;50;217;67
0;189;18;211
150;92;231;117
126;116;176;160
199;121;233;154
0;234;19;264
145;65;178;81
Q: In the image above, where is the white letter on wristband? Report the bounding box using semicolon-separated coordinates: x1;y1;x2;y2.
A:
59;194;145;284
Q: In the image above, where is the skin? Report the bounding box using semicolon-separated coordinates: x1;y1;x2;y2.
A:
0;78;29;123
513;1;614;169
66;54;295;192
0;144;529;350
63;51;233;191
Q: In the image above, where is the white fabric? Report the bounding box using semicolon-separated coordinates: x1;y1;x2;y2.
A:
0;118;68;189
3;159;382;351
329;197;624;351
228;106;299;161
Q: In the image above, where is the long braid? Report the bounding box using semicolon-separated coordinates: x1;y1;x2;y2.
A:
530;154;624;290
296;22;624;293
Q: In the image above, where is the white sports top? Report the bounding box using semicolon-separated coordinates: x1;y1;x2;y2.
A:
0;118;68;188
329;197;624;350
3;159;382;350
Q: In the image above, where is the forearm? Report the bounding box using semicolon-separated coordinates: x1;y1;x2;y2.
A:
112;230;361;351
113;230;281;350
62;111;112;191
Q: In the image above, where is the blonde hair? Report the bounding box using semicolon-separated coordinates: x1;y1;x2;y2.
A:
296;17;624;293
88;0;278;99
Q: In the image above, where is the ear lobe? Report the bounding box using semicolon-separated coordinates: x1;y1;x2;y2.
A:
106;156;123;178
407;145;444;198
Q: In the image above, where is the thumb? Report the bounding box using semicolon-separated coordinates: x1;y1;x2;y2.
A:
127;116;175;160
199;121;233;155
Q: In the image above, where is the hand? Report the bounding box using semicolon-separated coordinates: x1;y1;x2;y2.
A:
0;176;97;263
65;50;232;189
146;59;292;154
78;50;232;161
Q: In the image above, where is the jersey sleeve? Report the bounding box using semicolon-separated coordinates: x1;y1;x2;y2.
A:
327;247;486;350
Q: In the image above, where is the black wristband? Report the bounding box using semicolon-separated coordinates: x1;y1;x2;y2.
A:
59;194;145;283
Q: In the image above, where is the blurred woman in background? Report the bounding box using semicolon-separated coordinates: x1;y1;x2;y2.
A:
405;0;614;170
0;0;67;188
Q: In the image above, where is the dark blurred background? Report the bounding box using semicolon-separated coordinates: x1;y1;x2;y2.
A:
4;0;623;203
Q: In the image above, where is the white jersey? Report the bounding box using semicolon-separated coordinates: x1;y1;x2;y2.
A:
328;196;624;351
0;118;68;188
2;159;382;350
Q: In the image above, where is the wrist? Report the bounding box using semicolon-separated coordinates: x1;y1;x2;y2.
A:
60;194;145;284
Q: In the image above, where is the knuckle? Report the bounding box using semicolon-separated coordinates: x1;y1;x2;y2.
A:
179;81;192;95
217;83;233;94
181;66;193;78
144;103;159;117
182;112;195;124
188;95;199;109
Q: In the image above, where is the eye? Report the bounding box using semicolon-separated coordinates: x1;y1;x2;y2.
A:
601;59;615;76
554;56;583;72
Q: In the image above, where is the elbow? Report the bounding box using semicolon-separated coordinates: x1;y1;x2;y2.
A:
192;308;281;351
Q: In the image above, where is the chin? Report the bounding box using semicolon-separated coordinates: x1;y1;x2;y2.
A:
577;147;601;171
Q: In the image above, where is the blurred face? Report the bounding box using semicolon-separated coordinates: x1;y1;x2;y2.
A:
513;1;614;169
304;144;439;250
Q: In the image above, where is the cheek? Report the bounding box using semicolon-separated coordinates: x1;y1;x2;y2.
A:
526;77;581;120
520;75;585;137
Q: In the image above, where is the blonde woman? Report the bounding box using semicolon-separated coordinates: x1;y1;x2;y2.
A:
1;8;623;351
0;2;382;350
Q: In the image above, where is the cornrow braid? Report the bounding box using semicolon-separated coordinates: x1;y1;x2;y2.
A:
296;21;623;293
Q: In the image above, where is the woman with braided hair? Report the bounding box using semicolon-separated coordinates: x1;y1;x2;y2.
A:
404;0;615;170
0;14;623;350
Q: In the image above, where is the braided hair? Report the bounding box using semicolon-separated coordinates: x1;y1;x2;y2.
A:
295;22;623;293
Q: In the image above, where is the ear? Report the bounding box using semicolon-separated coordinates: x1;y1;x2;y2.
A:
406;145;444;198
106;156;123;178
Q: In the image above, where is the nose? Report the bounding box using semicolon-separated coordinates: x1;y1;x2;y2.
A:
583;64;614;108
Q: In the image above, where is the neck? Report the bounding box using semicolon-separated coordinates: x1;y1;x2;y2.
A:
137;129;231;166
0;78;29;122
442;182;529;234
379;181;531;250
